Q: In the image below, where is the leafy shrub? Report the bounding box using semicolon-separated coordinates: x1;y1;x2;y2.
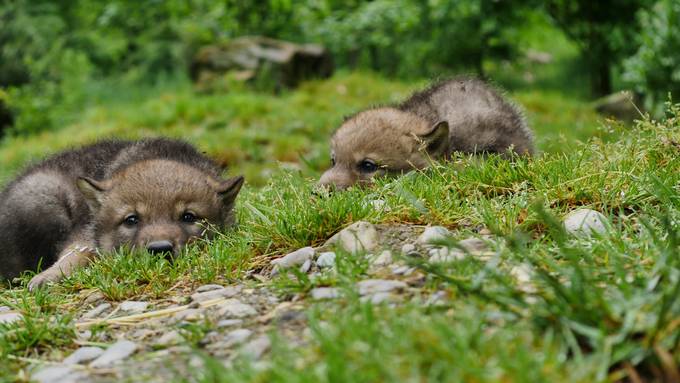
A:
623;0;680;115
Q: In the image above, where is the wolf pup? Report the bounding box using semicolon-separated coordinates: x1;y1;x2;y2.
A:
0;138;244;290
319;77;534;189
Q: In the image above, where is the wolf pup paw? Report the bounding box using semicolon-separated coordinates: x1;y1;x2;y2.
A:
27;270;62;291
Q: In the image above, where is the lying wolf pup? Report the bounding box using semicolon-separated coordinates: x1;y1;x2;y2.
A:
319;77;534;189
0;138;244;289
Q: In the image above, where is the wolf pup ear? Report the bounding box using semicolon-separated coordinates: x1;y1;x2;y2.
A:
216;175;245;203
76;177;111;209
417;120;449;157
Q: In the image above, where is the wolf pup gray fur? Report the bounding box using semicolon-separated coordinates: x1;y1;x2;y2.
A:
319;77;534;189
0;138;244;290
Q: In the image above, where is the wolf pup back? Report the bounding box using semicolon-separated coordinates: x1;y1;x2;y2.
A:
0;138;244;289
318;77;534;189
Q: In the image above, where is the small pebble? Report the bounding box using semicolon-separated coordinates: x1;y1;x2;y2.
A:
357;279;407;295
89;340;138;368
299;259;312;273
316;251;337;268
563;208;609;237
360;292;395;304
173;308;204;322
218;299;257;318
119;301;148;314
458;237;490;253
222;329;253;347
83;292;105;305
371;250;393;267
63;346;104;365
0;306;9;312
401;243;417;255
155;330;183;347
391;265;415;276
327;221;378;254
310;287;341;300
216;319;244;328
81;303;111;320
428;247;464;263
0;311;22;325
242;335;271;359
271;247;315;269
32;365;80;383
190;286;242;303
417;226;451;245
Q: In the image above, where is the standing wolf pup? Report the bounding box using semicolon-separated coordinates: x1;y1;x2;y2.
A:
319;77;534;189
0;138;244;289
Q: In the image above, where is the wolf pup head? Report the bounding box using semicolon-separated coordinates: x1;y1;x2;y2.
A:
318;108;449;190
77;159;244;256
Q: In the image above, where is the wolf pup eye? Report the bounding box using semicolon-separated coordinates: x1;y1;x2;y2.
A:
358;159;378;173
181;211;198;223
330;154;336;167
123;214;139;227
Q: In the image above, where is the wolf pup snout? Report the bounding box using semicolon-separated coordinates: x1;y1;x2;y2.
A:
0;138;244;290
319;77;534;189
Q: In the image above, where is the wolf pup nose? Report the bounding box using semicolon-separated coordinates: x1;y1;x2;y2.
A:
318;77;534;189
0;138;244;290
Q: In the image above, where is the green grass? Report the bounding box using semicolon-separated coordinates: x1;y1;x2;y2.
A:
0;73;677;382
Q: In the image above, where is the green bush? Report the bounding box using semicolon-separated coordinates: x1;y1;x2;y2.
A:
623;0;680;115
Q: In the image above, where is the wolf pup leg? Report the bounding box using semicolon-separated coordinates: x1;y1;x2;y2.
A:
27;236;97;290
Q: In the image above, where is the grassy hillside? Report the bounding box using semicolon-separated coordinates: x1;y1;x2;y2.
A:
1;74;677;382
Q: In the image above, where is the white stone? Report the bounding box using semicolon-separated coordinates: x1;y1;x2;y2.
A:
563;209;609;237
371;250;393;267
63;346;104;364
217;299;257;318
0;311;22;325
357;279;407;296
428;247;464;263
191;286;242;303
299;259;312;273
0;306;9;312
327;221;378;254
173;308;204;322
310;287;340;300
458;237;490;253
89;340;138;367
401;243;416;255
217;319;244;328
32;365;80;383
391;265;415;276
242;335;271;359
271;247;315;269
316;252;336;268
510;264;537;294
222;329;253;347
81;303;111;319
417;226;451;245
360;292;395;304
155;330;184;347
119;301;148;314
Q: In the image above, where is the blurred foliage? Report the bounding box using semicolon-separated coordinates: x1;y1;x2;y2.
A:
623;0;680;116
0;0;676;135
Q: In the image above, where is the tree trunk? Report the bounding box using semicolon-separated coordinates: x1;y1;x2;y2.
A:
590;57;612;97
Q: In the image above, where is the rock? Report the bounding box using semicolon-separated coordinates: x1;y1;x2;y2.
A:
594;90;642;122
357;279;408;296
242;335;271;359
563;209;609;237
425;290;448;306
63;346;104;365
310;287;341;300
327;221;378;254
195;284;224;293
458;237;490;253
221;329;253;347
216;319;244;328
190;36;333;92
417;226;451;246
371;250;393;267
299;259;312;273
401;243;416;255
81;303;111;319
316;252;336;268
428;247;464;263
271;247;315;269
369;199;390;211
119;301;149;314
173;308;204;322
155;330;184;347
0;306;9;312
32;365;82;383
83;291;105;305
89;340;138;368
360;292;395;304
191;285;242;303
217;299;257;318
391;265;415;276
0;311;22;325
510;264;537;294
